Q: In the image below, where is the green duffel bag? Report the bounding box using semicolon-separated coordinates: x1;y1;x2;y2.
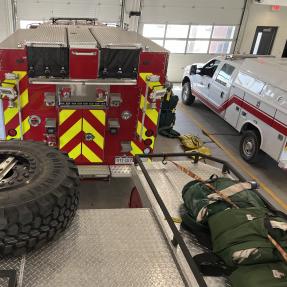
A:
182;176;266;229
230;262;287;287
208;207;287;267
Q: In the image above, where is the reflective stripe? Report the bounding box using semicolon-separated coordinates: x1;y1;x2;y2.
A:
140;95;159;126
82;118;104;150
82;143;102;163
68;143;82;160
59;110;76;125
130;141;143;156
6;117;30;140
4;88;29;125
89;110;106;126
59;119;82;149
139;73;161;89
136;121;155;148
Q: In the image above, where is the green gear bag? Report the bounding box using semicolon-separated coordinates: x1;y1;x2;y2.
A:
230;262;287;287
208;208;287;267
182;177;266;228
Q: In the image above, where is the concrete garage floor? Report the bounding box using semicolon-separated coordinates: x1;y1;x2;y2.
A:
79;85;287;212
169;85;287;212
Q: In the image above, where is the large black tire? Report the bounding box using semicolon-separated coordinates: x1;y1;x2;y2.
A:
0;141;80;256
181;82;195;105
239;130;262;163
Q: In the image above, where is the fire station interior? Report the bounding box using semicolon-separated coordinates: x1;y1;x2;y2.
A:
0;1;287;287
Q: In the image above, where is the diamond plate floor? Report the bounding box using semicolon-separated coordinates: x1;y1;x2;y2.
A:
135;161;231;287
0;209;187;287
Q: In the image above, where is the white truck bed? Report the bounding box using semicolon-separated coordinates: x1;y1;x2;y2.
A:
0;209;187;287
0;159;237;287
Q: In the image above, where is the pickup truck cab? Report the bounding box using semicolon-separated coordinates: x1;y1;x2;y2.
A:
182;55;287;169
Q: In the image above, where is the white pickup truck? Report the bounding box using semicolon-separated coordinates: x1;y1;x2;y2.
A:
182;55;287;169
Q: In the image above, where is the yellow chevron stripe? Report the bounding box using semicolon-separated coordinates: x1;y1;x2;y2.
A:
139;72;162;90
2;71;27;86
3;88;29;125
82;143;103;163
139;95;159;126
89;110;106;126
130;141;143;156
136;121;155;149
4;108;18;126
82;118;104;150
68;143;82;160
146;109;159;126
6;117;31;140
59;119;82;149
59;110;76;125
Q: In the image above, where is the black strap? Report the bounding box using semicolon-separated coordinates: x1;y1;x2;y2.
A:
193;253;235;277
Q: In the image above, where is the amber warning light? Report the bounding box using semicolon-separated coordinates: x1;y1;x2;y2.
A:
272;5;281;11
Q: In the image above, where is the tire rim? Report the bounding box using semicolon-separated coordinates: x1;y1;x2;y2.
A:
243;137;256;158
182;86;188;101
0;152;37;190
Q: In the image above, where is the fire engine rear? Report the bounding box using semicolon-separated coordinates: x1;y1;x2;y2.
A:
0;20;169;166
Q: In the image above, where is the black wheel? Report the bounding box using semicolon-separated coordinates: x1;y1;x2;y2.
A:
240;130;262;163
0;141;80;256
181;82;195;105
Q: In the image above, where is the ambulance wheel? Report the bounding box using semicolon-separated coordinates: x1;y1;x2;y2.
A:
240;130;261;163
182;82;195;105
0;141;80;256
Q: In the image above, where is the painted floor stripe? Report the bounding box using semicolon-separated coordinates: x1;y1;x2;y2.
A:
188;112;287;211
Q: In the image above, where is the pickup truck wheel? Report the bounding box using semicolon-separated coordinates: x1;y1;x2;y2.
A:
182;82;195;105
0;141;80;256
240;130;261;163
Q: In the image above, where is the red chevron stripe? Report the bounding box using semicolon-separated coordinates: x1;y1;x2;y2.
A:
137;110;158;139
60;131;83;154
82;140;104;162
58;110;82;137
4;115;20;135
19;75;28;92
192;89;287;136
83;110;105;134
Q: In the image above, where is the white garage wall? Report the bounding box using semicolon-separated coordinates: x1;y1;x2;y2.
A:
16;0;121;23
0;0;13;42
139;0;246;82
239;2;287;57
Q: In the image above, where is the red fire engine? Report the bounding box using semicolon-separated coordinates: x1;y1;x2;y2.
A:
0;19;169;166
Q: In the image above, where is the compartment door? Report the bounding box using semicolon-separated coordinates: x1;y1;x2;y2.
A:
58;109;83;161
70;49;98;79
81;110;106;163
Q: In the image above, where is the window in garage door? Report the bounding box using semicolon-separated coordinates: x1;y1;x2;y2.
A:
142;24;237;54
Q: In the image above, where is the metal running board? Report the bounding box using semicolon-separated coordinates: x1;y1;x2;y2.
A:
77;165;111;179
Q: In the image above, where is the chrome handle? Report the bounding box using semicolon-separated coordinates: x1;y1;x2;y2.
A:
72;51;97;56
105;43;142;50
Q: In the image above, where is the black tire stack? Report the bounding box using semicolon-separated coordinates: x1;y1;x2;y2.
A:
0;141;80;256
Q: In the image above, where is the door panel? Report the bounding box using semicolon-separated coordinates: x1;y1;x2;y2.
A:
224;85;243;129
58;109;83;161
251;26;278;55
58;109;106;164
81;110;106;163
209;63;235;117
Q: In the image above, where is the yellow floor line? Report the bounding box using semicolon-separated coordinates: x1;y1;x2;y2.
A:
188;112;287;211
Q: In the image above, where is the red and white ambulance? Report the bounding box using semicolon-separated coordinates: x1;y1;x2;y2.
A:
182;55;287;169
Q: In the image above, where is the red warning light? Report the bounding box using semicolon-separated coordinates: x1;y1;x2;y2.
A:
272;5;281;11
